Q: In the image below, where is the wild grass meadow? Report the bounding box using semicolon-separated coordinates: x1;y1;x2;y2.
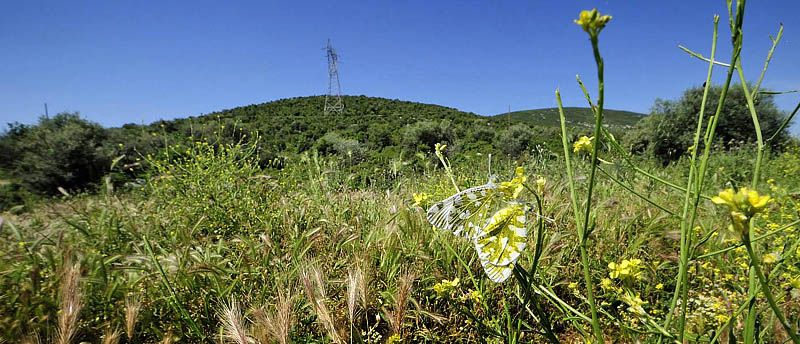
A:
2;2;800;343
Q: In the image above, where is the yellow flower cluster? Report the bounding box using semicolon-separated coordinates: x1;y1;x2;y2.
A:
573;136;594;153
432;277;460;296
712;187;771;235
536;176;547;194
574;9;612;35
620;291;647;317
498;166;527;199
412;192;432;207
608;258;643;281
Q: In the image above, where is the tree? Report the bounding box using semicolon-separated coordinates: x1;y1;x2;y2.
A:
498;124;535;157
625;84;790;163
8;113;111;194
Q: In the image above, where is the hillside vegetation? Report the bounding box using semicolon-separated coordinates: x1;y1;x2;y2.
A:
495;107;645;129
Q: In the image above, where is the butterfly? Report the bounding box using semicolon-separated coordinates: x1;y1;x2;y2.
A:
426;167;530;283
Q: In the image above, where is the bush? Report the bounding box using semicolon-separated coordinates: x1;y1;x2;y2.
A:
626;84;791;163
402;120;454;152
315;132;364;160
3;113;111;194
498;124;535;157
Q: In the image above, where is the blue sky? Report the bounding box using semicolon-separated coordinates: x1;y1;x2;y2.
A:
1;1;799;133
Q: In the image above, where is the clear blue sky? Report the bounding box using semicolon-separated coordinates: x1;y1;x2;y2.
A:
2;1;799;133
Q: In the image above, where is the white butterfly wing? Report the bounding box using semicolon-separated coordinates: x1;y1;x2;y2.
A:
426;183;497;238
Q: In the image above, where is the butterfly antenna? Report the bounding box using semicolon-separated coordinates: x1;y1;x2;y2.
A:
534;213;556;224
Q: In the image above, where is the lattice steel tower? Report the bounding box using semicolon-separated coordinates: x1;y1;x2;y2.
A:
324;39;344;115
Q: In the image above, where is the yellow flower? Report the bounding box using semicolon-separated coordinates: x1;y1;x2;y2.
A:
762;252;778;264
608;259;643;281
536;176;547;194
574;9;612;35
498;166;527;199
600;278;614;291
791;276;800;290
568;282;578;289
412;193;431;207
687;145;695;153
655;283;664;290
573;136;594;153
620;291;647;316
712;187;771;236
432;278;460;296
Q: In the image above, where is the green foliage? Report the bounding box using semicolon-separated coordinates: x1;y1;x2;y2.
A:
626;84;791;163
401;119;455;152
314;131;364;161
495;107;644;128
498;124;535;156
1;113;111;194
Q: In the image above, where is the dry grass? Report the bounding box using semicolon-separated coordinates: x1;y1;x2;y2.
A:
386;271;415;336
124;295;141;341
300;263;343;344
253;288;296;344
54;259;82;344
218;298;252;344
100;326;121;344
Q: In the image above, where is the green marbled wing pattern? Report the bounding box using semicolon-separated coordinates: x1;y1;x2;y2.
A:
473;203;528;283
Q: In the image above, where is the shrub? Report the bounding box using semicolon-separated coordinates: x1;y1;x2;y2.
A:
4;113;111;194
626;84;790;163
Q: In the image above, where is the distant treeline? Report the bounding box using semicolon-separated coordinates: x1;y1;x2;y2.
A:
0;87;793;206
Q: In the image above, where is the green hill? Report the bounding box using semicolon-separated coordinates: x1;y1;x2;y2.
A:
0;95;649;195
494;107;646;129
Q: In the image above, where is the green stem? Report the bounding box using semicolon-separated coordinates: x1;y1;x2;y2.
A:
742;236;800;343
575;33;606;343
556;89;602;341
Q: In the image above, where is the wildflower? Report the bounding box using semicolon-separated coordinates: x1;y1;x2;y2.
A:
574;9;612;35
608;259;643;281
412;193;431;207
762;252;778;264
568;282;578;290
432;278;460;296
600;278;614;291
712;187;771;235
387;333;402;344
498;166;526;199
434;143;447;155
655;283;664;290
536;176;547;194
791;276;800;290
712;187;771;217
620;291;647;317
573;136;594;153
460;289;482;303
687;145;695;153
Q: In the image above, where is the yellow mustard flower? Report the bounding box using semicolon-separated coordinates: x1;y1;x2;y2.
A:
536;176;547;194
608;259;643;281
600;278;614;291
574;9;612;35
573;136;594;153
712;187;771;235
762;252;778;264
432;278;460;296
412;192;431;207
